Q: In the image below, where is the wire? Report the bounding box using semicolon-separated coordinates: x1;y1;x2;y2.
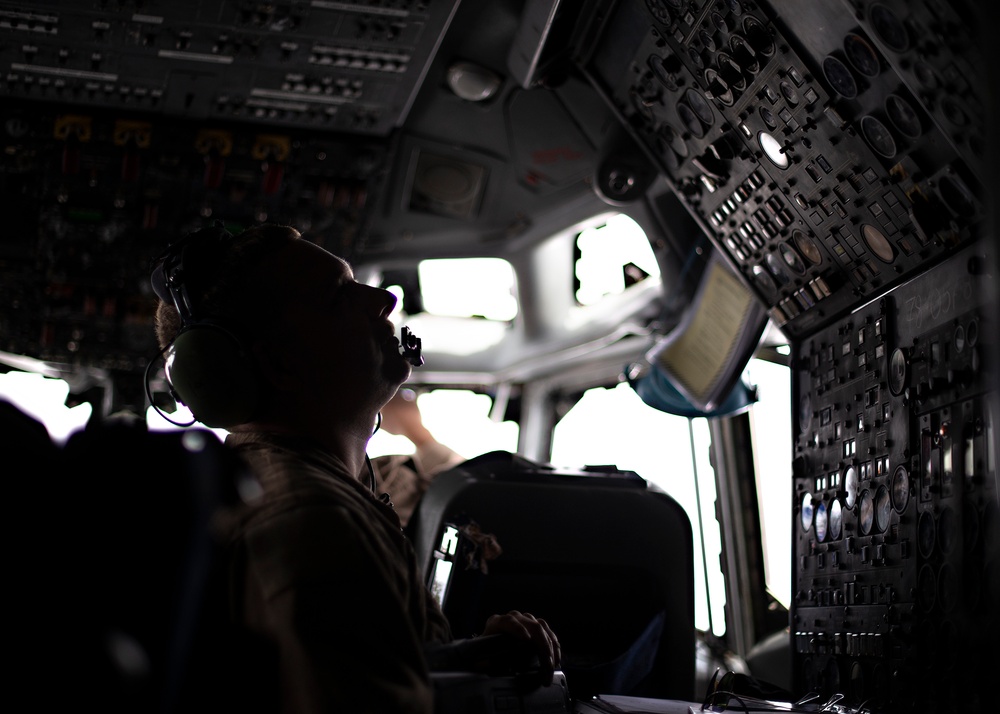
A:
365;453;378;496
143;347;196;428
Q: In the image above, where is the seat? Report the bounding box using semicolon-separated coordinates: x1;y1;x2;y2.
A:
31;417;278;712
410;451;696;701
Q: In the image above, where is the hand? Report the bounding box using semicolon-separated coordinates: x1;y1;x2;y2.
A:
481;611;561;684
381;390;434;446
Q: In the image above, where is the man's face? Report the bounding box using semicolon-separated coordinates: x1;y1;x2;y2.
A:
261;240;411;412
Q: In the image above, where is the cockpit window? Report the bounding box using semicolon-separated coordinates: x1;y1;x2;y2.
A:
746;355;792;609
368;388;518;460
551;382;727;637
574;214;660;306
414;258;517;320
385;258;517;357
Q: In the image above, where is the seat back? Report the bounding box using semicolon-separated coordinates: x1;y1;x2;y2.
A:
49;420;277;712
410;452;695;701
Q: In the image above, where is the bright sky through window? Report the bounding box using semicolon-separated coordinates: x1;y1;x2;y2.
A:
575;214;659;306
418;258;517;320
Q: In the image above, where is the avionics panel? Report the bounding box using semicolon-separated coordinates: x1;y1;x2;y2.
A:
579;0;986;339
790;241;998;711
578;1;996;710
0;0;461;136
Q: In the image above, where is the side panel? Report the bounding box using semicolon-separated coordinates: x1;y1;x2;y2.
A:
791;241;998;710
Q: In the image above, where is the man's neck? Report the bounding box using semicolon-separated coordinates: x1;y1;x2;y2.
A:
231;416;373;482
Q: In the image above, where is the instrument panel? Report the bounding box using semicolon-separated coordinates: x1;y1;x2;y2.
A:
0;0;460;136
580;0;986;340
792;242;997;710
580;0;996;709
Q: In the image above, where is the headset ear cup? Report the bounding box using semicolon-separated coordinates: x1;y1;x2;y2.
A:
165;326;258;428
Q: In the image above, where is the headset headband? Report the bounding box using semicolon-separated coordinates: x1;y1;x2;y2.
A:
150;221;233;326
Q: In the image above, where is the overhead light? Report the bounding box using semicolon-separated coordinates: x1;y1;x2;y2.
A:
446;61;502;102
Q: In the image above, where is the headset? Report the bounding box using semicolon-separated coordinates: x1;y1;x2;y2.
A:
147;222;259;429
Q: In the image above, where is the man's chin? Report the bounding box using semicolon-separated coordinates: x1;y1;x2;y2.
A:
385;354;412;385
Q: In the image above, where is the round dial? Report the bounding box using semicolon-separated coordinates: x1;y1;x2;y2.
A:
844;465;859;509
875;485;891;532
801;493;814;532
888;348;907;395
829;499;843;540
859;489;874;535
918;510;936;558
891;465;910;512
815;500;828;542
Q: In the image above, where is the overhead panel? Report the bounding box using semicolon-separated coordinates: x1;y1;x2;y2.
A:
0;0;462;134
0;0;461;410
577;0;986;340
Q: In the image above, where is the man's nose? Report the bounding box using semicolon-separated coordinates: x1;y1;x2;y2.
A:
367;284;397;317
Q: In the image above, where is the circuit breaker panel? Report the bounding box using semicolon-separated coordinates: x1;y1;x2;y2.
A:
791;242;996;710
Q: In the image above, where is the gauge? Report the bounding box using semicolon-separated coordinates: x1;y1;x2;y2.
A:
875;485;891;532
891;465;910;512
661;123;688;157
704;68;732;104
888;348;907;395
861;115;897;158
645;0;676;23
914;61;937;88
829;499;843;540
678;103;705;138
684;88;714;126
918;509;936;558
793;230;823;265
801;492;814;532
759;105;777;129
844;465;859;509
859;489;874;535
780;80;799;106
689;47;706;70
863;224;895;263
815;500;828;542
730;34;759;74
758;131;788;168
752;264;778;300
766;252;791;285
780;242;806;274
823;55;857;99
954;324;966;354
799;394;813;432
844;32;880;76
743;16;775;57
870;3;909;52
718;53;745;90
649;54;680;91
938;174;975;216
700;29;717;53
886;94;921;139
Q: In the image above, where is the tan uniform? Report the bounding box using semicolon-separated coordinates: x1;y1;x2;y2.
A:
370;441;465;527
225;431;452;714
